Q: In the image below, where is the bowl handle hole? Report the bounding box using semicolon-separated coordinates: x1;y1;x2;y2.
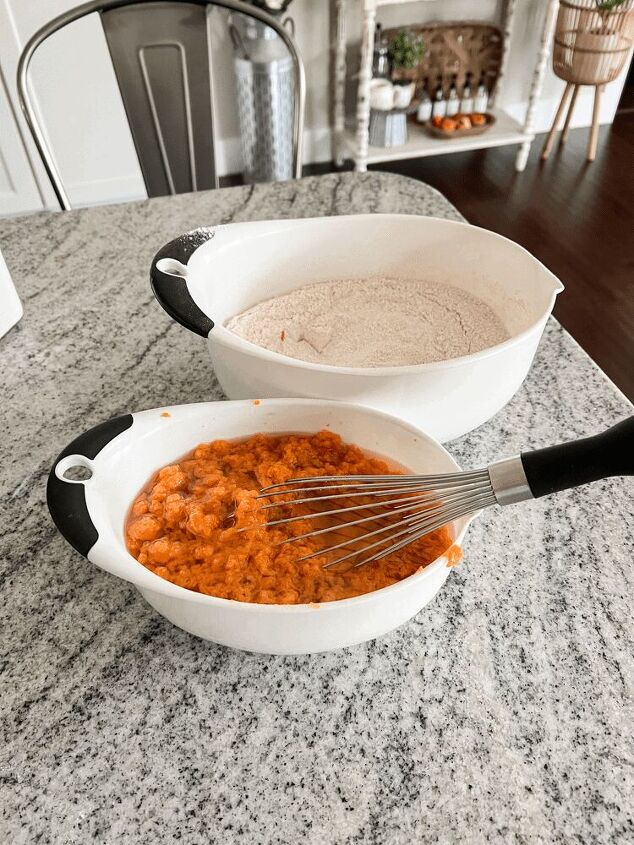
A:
156;258;188;279
55;455;94;484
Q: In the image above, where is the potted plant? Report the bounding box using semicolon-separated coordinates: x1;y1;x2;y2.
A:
556;0;633;84
592;0;633;40
389;29;424;107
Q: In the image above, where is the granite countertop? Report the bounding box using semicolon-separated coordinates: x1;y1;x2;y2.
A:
1;172;632;844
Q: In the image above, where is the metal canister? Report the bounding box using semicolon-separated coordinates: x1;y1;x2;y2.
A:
232;15;294;183
369;109;408;147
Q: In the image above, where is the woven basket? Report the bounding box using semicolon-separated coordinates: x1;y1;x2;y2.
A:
384;21;503;98
553;0;634;85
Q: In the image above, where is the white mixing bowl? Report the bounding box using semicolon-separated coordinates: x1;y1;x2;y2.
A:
150;214;563;442
47;399;472;654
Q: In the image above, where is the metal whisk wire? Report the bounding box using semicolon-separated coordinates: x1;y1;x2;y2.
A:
253;417;634;570
256;469;499;570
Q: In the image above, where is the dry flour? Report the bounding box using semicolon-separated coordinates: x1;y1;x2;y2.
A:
225;277;509;368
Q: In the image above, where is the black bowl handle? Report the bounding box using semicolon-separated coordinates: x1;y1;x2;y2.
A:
47;414;133;558
150;228;215;338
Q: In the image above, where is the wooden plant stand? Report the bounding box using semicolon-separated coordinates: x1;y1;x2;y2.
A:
541;0;633;162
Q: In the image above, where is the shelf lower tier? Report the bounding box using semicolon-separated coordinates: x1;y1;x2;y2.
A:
344;110;531;165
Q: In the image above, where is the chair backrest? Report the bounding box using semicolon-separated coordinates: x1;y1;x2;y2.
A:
17;0;305;210
102;2;218;196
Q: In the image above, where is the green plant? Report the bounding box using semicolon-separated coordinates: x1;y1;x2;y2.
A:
594;0;630;34
595;0;628;10
389;29;424;71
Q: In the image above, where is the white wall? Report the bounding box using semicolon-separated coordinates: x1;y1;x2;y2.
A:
0;0;629;215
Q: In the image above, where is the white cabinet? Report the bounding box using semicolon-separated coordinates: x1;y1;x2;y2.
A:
0;68;44;216
0;0;145;216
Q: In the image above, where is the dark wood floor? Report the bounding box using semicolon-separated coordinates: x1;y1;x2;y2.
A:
361;112;634;400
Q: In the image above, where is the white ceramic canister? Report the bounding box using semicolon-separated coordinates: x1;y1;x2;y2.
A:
392;81;415;109
369;79;395;111
47;399;471;654
0;248;23;339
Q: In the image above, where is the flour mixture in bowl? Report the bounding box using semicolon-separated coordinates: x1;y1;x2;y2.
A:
225;277;509;367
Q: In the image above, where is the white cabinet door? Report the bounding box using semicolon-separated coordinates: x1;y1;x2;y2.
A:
0;68;44;216
0;0;146;213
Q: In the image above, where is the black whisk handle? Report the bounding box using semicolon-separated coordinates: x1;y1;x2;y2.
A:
520;416;634;499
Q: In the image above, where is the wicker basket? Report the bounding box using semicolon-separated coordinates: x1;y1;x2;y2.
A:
384;22;503;98
553;0;634;85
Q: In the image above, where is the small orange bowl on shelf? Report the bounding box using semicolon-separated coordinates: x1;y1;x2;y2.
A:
423;112;496;138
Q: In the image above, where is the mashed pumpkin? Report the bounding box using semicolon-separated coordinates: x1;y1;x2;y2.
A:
125;430;457;604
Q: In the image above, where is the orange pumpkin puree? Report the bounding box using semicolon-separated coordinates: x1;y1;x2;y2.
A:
125;431;457;604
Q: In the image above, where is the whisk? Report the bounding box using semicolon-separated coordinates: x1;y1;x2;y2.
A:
257;417;634;570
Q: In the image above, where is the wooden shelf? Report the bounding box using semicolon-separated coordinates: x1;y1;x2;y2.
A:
344;109;530;165
331;0;559;173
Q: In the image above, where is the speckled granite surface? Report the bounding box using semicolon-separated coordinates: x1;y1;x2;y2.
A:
1;173;632;844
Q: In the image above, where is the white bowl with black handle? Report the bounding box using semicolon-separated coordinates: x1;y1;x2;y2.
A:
150;214;564;442
46;399;472;655
47;403;633;654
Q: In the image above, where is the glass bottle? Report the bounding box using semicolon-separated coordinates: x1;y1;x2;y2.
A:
432;76;446;118
460;72;474;113
474;73;489;113
416;77;432;122
446;74;459;117
372;24;390;79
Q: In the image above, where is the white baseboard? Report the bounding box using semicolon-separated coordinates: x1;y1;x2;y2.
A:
64;173;147;208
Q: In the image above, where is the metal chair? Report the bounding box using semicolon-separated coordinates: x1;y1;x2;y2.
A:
16;0;305;210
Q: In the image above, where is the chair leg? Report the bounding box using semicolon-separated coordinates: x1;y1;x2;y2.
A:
560;84;580;145
541;83;573;160
587;85;603;162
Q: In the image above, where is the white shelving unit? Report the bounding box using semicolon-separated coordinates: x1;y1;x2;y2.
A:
344;109;527;165
331;0;560;172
